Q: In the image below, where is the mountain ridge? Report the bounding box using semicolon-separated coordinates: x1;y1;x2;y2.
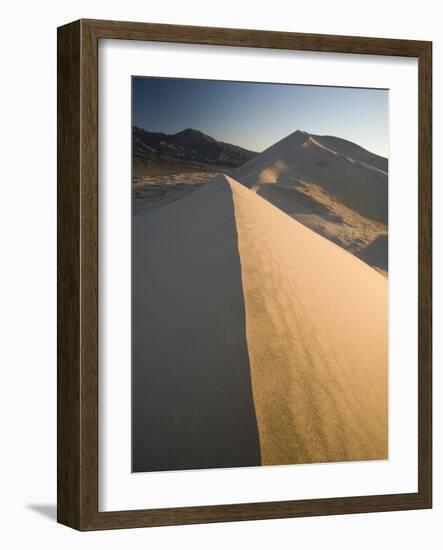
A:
133;126;258;176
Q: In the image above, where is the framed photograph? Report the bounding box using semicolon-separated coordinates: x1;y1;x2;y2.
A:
57;19;432;530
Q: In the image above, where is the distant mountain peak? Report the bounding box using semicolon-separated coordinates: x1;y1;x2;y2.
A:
175;128;208;136
173;128;217;144
133;126;257;175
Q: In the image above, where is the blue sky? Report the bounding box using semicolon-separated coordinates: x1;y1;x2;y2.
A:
133;77;388;157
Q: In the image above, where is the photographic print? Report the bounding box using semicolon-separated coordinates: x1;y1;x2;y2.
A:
131;76;388;473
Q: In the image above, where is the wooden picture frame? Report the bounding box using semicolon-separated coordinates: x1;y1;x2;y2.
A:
57;18;432;530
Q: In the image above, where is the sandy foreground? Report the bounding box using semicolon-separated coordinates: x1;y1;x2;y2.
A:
132;173;388;471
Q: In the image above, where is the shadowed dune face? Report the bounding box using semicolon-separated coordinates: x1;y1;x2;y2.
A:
226;174;388;464
356;233;389;273
232;131;388;275
132;175;261;472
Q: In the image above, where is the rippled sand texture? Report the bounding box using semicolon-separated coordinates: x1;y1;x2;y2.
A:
228;175;388;465
132;172;388;471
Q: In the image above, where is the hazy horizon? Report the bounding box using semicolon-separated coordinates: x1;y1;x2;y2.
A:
133;76;389;158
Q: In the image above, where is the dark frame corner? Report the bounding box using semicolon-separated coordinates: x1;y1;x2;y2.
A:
57;19;432;530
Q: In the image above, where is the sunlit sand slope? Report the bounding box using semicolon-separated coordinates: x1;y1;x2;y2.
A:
225;174;388;465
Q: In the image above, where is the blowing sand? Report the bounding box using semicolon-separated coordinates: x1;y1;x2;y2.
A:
232;131;388;275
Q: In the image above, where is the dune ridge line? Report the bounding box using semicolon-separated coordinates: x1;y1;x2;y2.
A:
220;173;388;465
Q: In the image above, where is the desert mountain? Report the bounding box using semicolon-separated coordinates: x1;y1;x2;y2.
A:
231;130;388;274
133;126;257;176
132;173;388;472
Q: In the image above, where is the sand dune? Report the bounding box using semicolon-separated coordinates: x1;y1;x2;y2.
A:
227;174;388;464
132;175;261;472
232;130;388;275
132;173;388;470
132;172;217;215
309;133;388;173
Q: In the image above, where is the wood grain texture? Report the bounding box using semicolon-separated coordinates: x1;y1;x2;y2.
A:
83;18;428;56
57;20;81;528
417;41;432;506
57;19;432;531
